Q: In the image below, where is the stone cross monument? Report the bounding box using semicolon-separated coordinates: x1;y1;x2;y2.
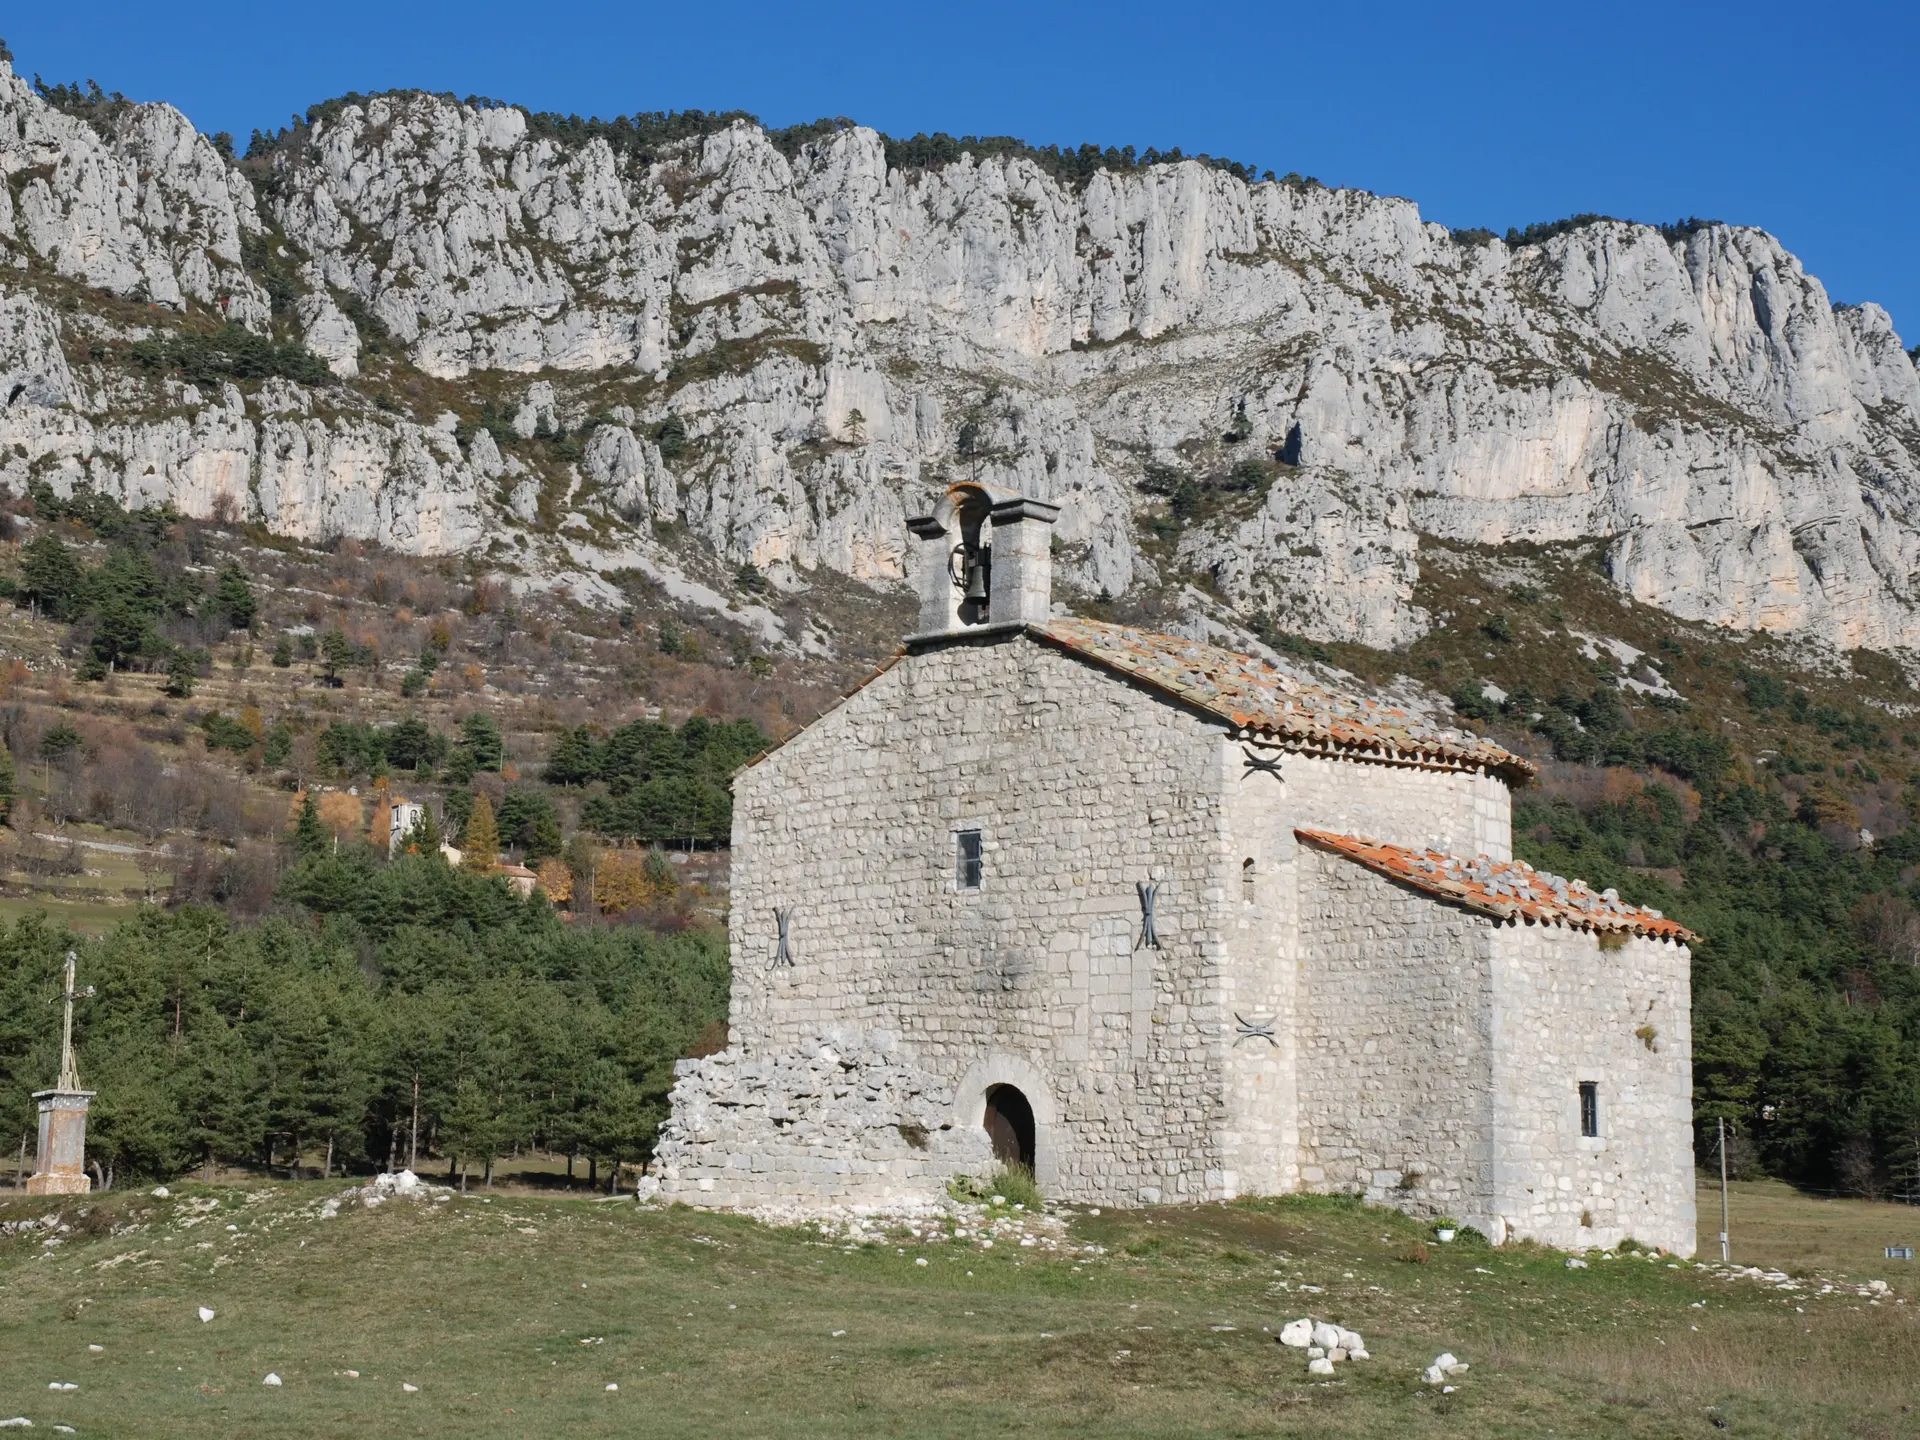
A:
28;950;95;1195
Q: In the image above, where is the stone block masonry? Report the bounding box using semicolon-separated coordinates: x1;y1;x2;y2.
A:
722;631;1233;1205
1490;924;1695;1254
1295;848;1495;1226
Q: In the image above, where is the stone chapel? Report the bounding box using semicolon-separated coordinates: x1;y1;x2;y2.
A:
653;482;1698;1255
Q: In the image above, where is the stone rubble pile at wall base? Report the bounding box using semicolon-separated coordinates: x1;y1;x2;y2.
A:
650;1037;994;1211
2;63;1919;649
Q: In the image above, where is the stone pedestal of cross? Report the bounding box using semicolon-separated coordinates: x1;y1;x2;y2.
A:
28;950;95;1196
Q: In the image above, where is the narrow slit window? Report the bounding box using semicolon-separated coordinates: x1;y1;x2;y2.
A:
1578;1081;1600;1138
955;829;984;891
1241;858;1256;904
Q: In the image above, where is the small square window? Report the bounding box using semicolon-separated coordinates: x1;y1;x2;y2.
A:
1578;1081;1600;1138
955;829;983;891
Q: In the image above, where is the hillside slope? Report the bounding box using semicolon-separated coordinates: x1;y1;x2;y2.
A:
3;62;1919;651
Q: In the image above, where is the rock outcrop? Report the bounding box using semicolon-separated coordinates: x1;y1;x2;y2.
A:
4;65;1919;651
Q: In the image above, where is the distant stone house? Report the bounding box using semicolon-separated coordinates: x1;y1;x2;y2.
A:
654;483;1697;1254
497;862;541;900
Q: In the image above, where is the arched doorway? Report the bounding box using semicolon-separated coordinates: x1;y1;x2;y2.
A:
982;1084;1036;1170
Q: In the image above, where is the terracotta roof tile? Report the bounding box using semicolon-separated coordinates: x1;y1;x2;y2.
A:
1033;617;1534;781
1297;828;1697;943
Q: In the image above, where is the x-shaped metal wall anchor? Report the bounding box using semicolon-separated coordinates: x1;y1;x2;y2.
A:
1233;1012;1279;1046
1241;746;1285;783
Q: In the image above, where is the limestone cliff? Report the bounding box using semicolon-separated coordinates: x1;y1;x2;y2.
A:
4;66;1919;652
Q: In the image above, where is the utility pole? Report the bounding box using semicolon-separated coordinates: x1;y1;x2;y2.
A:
1728;1113;1743;1259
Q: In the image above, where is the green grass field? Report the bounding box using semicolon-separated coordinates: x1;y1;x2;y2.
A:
1;1176;1915;1439
0;894;141;936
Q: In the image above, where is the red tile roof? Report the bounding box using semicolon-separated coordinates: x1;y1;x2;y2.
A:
1033;618;1535;782
1297;828;1697;943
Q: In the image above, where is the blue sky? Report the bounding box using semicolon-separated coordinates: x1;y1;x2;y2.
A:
6;1;1916;341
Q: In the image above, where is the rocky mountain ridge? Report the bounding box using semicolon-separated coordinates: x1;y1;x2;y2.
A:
4;61;1919;654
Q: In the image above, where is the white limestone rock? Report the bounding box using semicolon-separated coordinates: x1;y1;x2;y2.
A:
0;293;74;410
0;60;268;326
0;64;1918;650
1278;1318;1313;1347
294;291;362;378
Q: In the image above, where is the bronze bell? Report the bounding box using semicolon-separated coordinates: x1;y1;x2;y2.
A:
962;553;989;604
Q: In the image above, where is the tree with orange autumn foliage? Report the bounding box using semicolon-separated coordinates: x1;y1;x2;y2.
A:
534;856;573;904
591;845;678;915
318;791;365;849
368;778;393;855
461;793;499;871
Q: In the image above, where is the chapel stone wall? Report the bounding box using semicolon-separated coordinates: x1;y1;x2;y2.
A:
1280;752;1512;860
725;633;1236;1205
1294;848;1498;1229
1489;925;1697;1255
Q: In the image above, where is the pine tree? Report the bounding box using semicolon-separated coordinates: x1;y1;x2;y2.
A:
271;635;293;667
545;726;601;785
461;711;504;771
292;790;327;856
319;627;353;687
177;1012;264;1183
164;648;197;698
19;532;85;620
0;738;14;826
214;563;257;631
461;793;500;871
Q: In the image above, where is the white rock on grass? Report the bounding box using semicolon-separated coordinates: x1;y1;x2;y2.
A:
150;1186;170;1198
1279;1318;1313;1347
262;1373;282;1387
1307;1356;1336;1376
0;1418;31;1427
1423;1365;1448;1385
402;1383;419;1393
374;1170;425;1196
46;1383;76;1392
1566;1257;1589;1269
1311;1321;1342;1351
197;1307;216;1323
